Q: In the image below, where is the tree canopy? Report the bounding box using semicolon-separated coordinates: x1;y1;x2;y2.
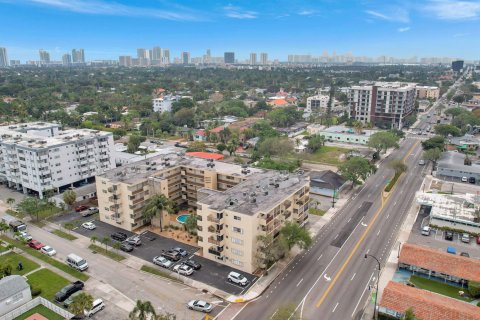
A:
338;157;376;187
267;106;303;127
421;135;444;150
434;124;461;137
367;131;400;153
256;137;293;157
280;222;312;250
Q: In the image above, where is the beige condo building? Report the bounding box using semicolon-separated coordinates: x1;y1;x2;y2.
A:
415;86;440;100
96;153;309;273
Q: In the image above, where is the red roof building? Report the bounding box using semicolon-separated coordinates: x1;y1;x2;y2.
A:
185;152;224;160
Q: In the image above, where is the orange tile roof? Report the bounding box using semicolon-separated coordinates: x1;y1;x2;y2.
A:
380;281;480;320
186;152;224;160
399;243;480;282
210;126;225;133
195;130;206;136
271;99;288;106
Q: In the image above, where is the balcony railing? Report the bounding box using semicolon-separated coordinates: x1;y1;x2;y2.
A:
207;214;223;223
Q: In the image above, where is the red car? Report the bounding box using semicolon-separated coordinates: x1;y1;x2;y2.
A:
477;236;480;245
28;240;45;250
75;205;89;212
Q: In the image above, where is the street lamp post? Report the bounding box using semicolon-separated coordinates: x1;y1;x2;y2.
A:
365;253;381;320
332;188;337;208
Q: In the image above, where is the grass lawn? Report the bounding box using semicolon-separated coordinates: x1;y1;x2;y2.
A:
298;146;351;166
409;275;474;302
1;252;40;276
308;208;327;216
27;268;70;301
0;236;89;282
140;265;180;282
14;305;65;320
89;244;125;261
52;229;78;241
36;205;64;220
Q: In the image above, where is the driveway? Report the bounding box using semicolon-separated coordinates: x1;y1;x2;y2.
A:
73;220;257;295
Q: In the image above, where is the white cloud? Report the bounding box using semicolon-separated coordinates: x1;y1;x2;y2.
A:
5;0;203;21
365;7;410;23
223;5;257;19
424;0;480;20
298;9;317;16
398;26;411;32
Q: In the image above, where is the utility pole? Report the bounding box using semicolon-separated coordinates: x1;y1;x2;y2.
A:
331;188;337;208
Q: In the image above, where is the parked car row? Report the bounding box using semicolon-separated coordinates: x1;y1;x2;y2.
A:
422;226;480;245
55;280;105;317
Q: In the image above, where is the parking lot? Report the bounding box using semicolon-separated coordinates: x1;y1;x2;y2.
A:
73;219;257;295
408;205;480;259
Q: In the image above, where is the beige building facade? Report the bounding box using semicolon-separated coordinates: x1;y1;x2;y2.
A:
415;86;440;100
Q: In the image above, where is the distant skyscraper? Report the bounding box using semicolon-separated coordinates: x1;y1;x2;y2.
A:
62;54;72;65
162;49;170;65
39;49;50;63
137;48;147;59
249;53;257;65
182;52;190;65
10;60;20;66
72;49;85;63
260;53;268;65
224;52;235;64
152;47;162;61
119;56;132;67
452;60;464;72
0;47;8;67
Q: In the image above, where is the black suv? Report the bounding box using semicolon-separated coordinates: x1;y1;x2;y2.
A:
445;231;454;241
161;250;181;261
111;232;128;241
55;281;84;302
184;259;201;270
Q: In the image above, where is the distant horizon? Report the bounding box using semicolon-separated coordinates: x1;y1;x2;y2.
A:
1;0;479;62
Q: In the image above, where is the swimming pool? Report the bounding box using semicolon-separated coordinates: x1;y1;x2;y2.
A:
176;214;190;224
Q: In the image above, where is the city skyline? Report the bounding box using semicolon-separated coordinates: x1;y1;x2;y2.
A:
1;0;479;61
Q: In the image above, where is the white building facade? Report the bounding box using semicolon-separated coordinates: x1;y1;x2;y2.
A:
152;95;177;113
0;122;115;198
306;94;330;113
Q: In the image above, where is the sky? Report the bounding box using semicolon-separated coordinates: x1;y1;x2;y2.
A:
0;0;479;62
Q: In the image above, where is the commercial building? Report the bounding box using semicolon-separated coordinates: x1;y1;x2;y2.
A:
379;281;480;320
182;52;190;65
71;48;85;63
415;86;440;100
62;54;72;65
305;94;330;113
0;47;8;67
0;122;115;198
317;125;374;145
38;49;50;63
96;153;310;273
119;56;132;67
224;52;235;64
260;53;268;65
436;151;480;183
348;82;416;129
451;60;464;72
249;53;257;65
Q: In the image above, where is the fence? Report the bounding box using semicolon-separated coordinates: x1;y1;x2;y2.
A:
0;296;74;320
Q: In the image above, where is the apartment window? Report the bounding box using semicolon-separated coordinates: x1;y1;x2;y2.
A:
232;227;243;234
230;259;244;267
234;216;241;221
231;237;243;245
231;248;243;256
104;207;109;211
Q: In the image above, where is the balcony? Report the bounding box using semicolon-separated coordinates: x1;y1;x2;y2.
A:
110;204;120;211
208;246;224;256
208;235;224;245
207;214;223;223
132;198;144;205
131;188;143;196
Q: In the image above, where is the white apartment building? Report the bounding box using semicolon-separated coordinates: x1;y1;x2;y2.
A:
305;94;330;113
0;122;115;198
348;82;416;129
415;86;440;100
152;95;178;113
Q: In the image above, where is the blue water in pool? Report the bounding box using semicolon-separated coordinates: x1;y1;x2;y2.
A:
176;214;190;223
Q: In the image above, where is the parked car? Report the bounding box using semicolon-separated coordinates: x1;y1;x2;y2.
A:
184;259;201;270
81;222;96;230
63;290;83;308
172;247;188;257
15;231;32;242
111;232;128;242
173;264;194;276
469;177;476;184
40;245;57;256
187;300;213;313
460;252;470;258
81;207;98;217
55;281;85;302
445;231;454;241
153;256;173;268
126;236;142;246
421;226;431;236
477;236;480;245
461;176;468;182
75;205;89;212
461;233;470;243
418;159;425;165
84;299;105;317
28;240;44;250
447;246;456;255
161;250;181;261
227;271;249;286
120;243;134;252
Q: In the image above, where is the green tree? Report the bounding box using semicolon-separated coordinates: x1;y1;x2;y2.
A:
226;141;238;156
307;134;325;153
184;214;197;234
256;137;293;157
325;85;335;127
467;280;480;298
389;160;408;174
17;197;41;221
280;222;312;250
0;222;9;235
6;198;15;210
101;237;110;253
171;98;195;114
113;241;121;253
129;300;157;320
338;157;377;188
403;114;417;128
255;234;288;269
367;131;399;155
421;135;445;150
173;108;195;127
422;148;442;173
63;190;77;208
69;292;94;317
434;124;461;137
127;135;146;153
353;121;363;134
452;95;465;104
216;143;226;152
142;194;173;232
403;307;418;320
267;106;302;127
186;141;207;152
90;236;98;245
444;107;465;119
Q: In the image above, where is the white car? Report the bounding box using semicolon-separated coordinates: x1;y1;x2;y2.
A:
227;271;249;286
462;176;468;182
173;264;194;276
187;300;213;313
81;222;96;230
15;231;32;242
84;299;105;317
40;245;57;256
152;256;173;268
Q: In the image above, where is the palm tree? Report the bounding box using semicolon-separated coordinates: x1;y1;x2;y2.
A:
142;194;173;232
101;237;110;253
90;236;98;246
129;300;157;320
0;222;9;235
69;292;94;317
113;241;121;253
353;121;363;134
6;198;15;210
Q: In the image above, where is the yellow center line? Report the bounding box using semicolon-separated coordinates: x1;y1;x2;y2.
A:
315;139;419;308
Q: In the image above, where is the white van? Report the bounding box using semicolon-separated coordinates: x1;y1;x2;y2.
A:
84;299;105;317
66;253;89;271
421;226;431;236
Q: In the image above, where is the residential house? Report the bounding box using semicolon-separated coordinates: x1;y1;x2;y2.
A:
194;130;208;142
447;135;480;152
0;275;32;316
309;170;347;197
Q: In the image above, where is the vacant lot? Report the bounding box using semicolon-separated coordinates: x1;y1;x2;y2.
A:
27;268;70;301
298;146;351;166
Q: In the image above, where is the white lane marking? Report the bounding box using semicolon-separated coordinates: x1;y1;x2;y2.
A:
332;302;339;313
296;278;304;287
317;254;323;261
334;234;339;239
386;213;390;219
270;309;278;319
366;249;370;254
351;273;356;281
347;217;351;223
377;229;381;236
351;272;375;319
324;274;331;282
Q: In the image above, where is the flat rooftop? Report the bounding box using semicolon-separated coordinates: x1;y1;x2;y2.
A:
321;125;376;136
99;153;264;185
199;170;309;215
0;122;60;132
352;81;416;90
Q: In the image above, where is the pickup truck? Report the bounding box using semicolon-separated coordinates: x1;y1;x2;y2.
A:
55;281;85;302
